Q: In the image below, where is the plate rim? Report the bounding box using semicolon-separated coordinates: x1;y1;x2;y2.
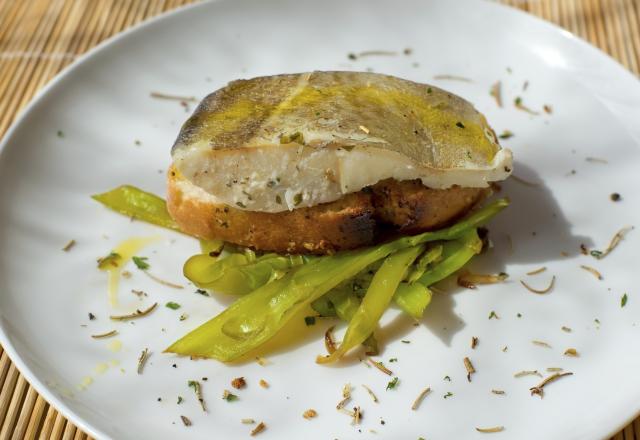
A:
0;0;638;438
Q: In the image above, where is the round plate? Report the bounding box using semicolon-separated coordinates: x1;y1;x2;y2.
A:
1;0;639;438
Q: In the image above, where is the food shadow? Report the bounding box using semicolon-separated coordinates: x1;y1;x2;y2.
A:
376;161;594;349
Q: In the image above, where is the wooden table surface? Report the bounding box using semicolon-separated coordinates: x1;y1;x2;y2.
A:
0;0;639;438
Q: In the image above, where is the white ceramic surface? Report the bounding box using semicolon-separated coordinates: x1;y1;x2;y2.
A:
1;0;640;438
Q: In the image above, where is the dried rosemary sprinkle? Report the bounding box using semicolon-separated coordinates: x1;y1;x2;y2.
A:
91;330;118;339
231;377;246;389
367;358;393;375
530;372;573;397
464;357;476;382
490;81;502;107
488;311;499;320
621;293;628;308
143;271;184;289
303;409;318;419
336;384;352;410
476;426;504;433
491;389;505;395
256;357;270;366
564;348;579;357
188;380;206;412
498;130;514;140
458;272;508;289
150;91;198;102
471;336;479;349
110;302;157;321
353;406;362;425
520;276;555;294
180;415;192;426
433;74;472;82
136;348;151;374
526;267;547;276
362;384;378;403
585;156;608;164
514;370;542;378
580;265;603;280
62;239;76;252
411;387;431;410
324;326;337;354
532;340;552;348
561;326;572;333
590;226;633;260
250;421;266;436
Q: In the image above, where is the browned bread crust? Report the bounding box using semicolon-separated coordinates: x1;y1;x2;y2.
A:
167;167;488;254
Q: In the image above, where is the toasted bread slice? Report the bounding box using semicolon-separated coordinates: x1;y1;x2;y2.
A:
167;167;488;254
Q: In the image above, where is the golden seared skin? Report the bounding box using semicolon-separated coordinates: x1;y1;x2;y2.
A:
167;167;488;254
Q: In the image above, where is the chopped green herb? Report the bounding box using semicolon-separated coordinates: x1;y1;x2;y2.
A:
177;396;184;404
517;313;522;318
514;96;522;106
498;130;514;139
304;316;316;326
621;293;628;307
443;391;453;399
275;195;282;204
293;193;303;206
590;250;603;258
132;256;150;270
456;121;465;129
195;289;209;296
488;310;499;319
179;314;188;321
443;375;451;382
386;377;399;390
401;340;411;344
57;130;64;138
348;53;357;60
427;87;432;94
236;201;246;208
134;139;141;146
389;358;398;363
280;131;304;144
166;302;181;310
610;192;621;202
97;252;121;270
222;390;238;402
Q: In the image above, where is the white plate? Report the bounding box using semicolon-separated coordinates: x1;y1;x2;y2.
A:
1;0;640;438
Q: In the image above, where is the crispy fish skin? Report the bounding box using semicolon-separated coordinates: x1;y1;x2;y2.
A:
171;71;512;213
167;167;488;254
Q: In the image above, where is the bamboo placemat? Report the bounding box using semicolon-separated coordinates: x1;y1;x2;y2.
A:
0;0;639;438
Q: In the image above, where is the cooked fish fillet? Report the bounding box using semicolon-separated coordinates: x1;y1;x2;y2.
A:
171;71;512;213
